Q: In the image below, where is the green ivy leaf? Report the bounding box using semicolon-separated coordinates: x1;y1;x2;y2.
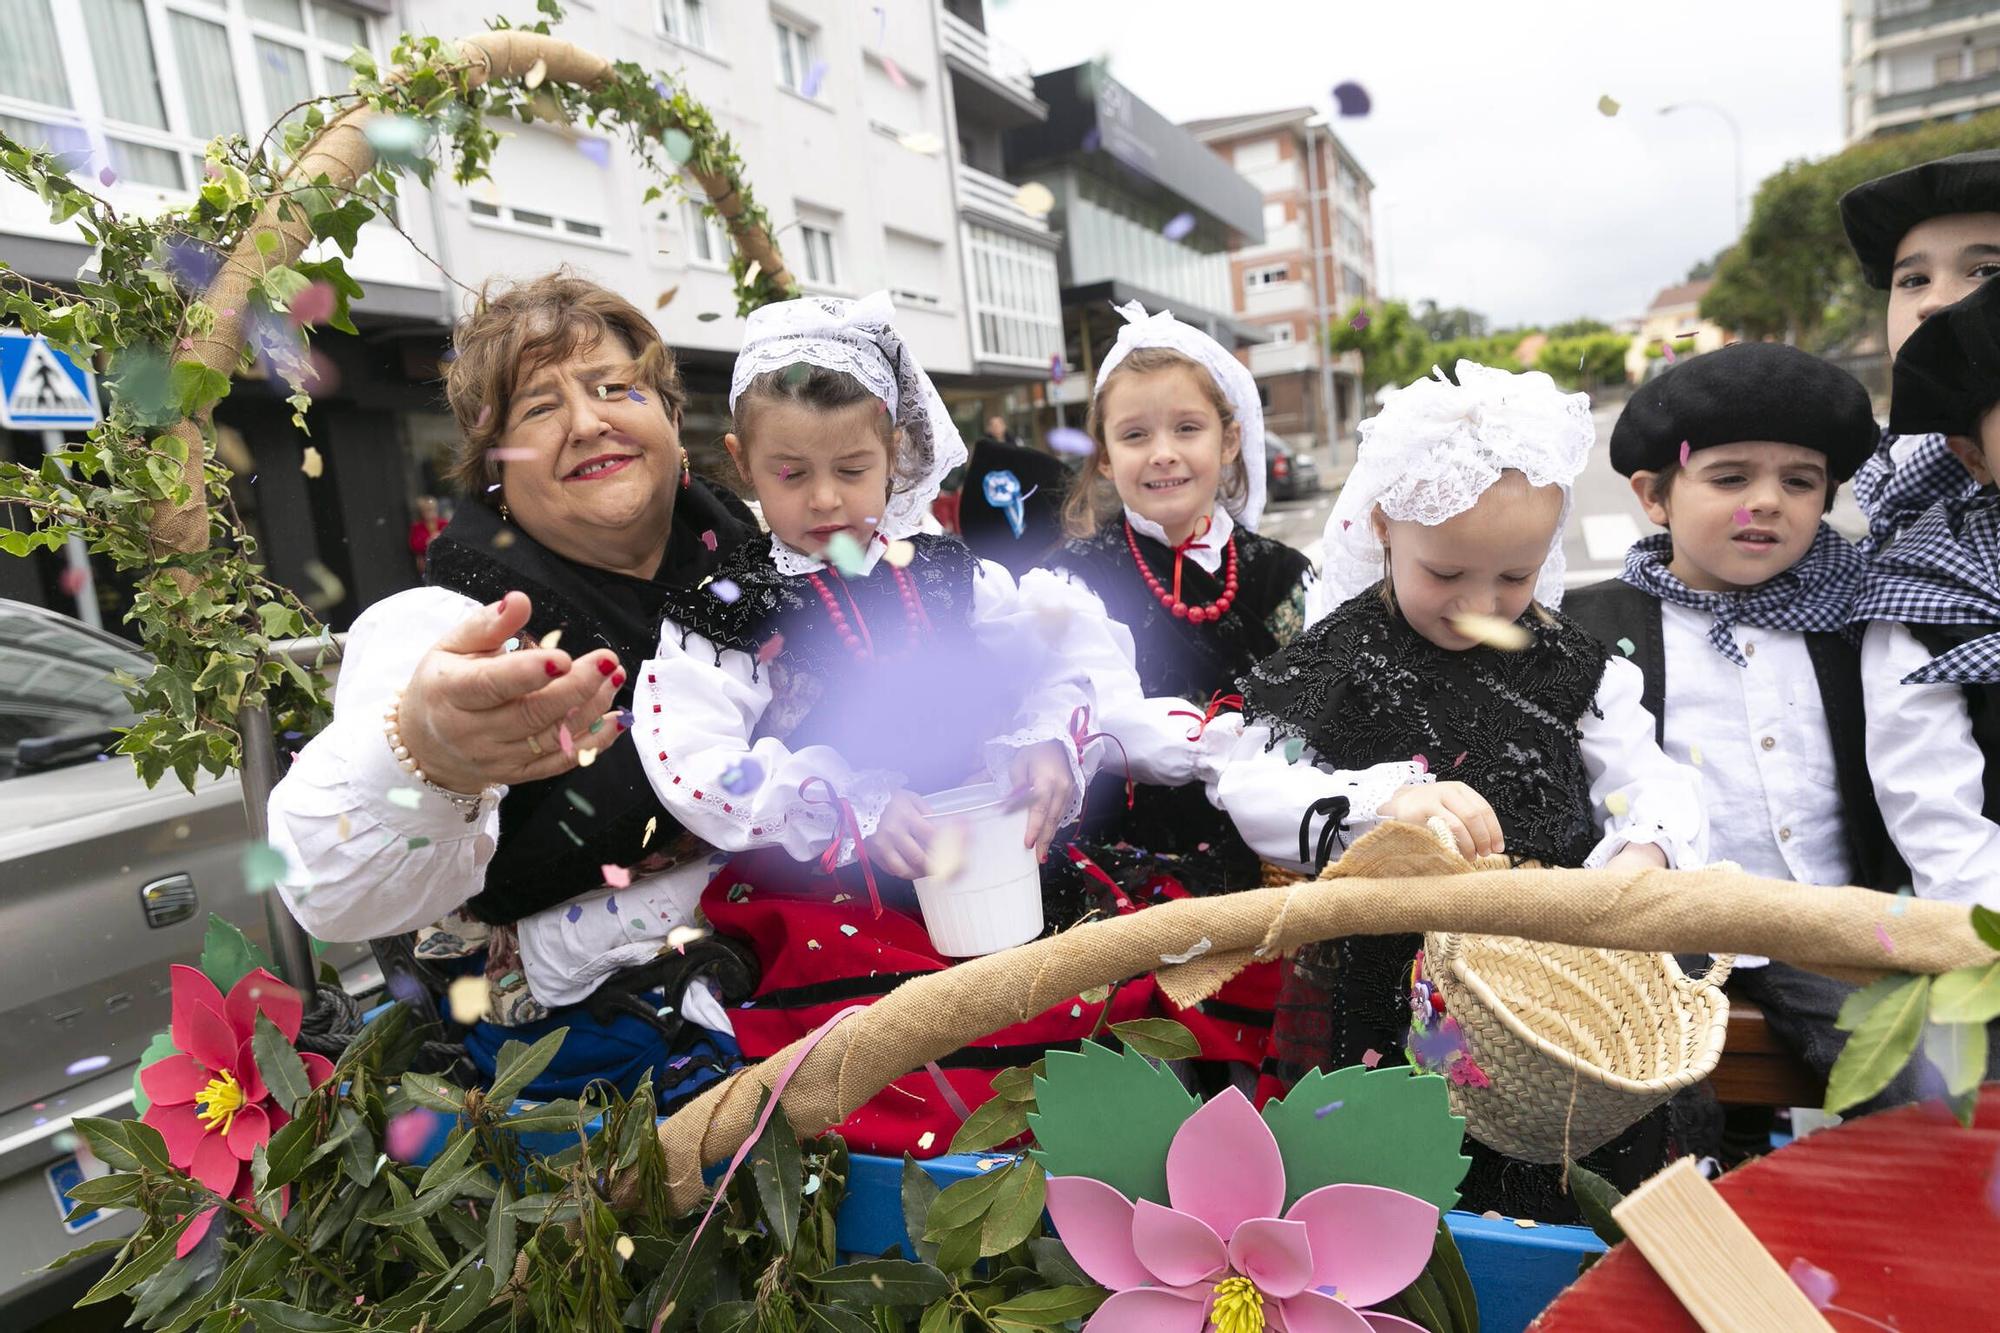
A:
1931;961;2000;1024
168;359;230;419
1106;1018;1200;1061
1027;1040;1197;1205
304;198;373;258
1261;1067;1471;1214
259;264;313;310
1826;974;1930;1114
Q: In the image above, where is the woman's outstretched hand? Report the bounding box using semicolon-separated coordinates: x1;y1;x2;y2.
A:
395;591;625;794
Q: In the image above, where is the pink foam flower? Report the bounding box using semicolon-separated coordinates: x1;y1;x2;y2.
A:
1047;1088;1438;1332
138;966;335;1256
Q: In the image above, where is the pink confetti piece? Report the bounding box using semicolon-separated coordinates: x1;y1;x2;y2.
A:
1733;506;1752;526
1787;1257;1838;1310
58;566;88;597
474;404;492;429
486;447;537;461
288;279;338;327
98;166;117;186
385;1108;439;1162
602;863;631;888
1361;1047;1382;1068
700;529;718;551
1411;753;1429;773
1679;440;1691;465
1341;519;1353;530
883;56;907;89
1452;751;1467;768
1874;922;1896;954
557;722;574;758
1662;342;1677;365
178;337;194;351
757;634;784;664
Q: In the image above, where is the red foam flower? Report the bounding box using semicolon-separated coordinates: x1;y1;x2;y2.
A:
138;965;334;1256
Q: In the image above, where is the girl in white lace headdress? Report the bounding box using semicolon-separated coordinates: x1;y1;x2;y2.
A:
1217;361;1710;1220
631;293;1140;1157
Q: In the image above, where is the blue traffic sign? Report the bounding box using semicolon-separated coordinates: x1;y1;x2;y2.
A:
0;330;101;430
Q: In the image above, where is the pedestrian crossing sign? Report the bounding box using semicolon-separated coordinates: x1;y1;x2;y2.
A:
0;330;101;430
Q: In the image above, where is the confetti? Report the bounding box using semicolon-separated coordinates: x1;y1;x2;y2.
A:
58;566;88;598
626;387;647;403
1350;312;1370;331
1512;1217;1540;1229
1070;1003;1083;1018
386;787;422;810
697;529;720;553
898;131;943;156
447;975;490;1024
566;790;596;817
336;814;351;841
1603;792;1630;817
744;260;763;288
487;447;536;462
576;746;598;767
524;58;548;89
665;925;707;951
538;629;563;651
696;311;723;323
386;1108;437;1162
656;287;679;309
603;863;631;889
242;842;289;891
1449;611;1530;651
916;1130;935;1151
289;280;337;327
757;633;784;663
1411;753;1429;774
1048;427;1094;457
302;558;345;612
1313;1100;1345;1119
566;904;582;923
801;58;829;98
576;137;610;169
1283;737;1306;765
300;445;323;478
1662;342;1678;366
1361;1048;1382;1068
642;816;658;848
1331;81;1371;117
721;758;764;794
884;57;909;90
1162;212;1196;241
98;165;117;187
474;404;492;430
1679;440;1692;466
807;938;821;950
407;836;430;850
928;822;967;882
1050;354;1065;385
65;1054;112;1077
710;578;741;603
662;129;694;164
606;896;619;915
1874;922;1896;954
1013;182;1056;217
557;722;574;758
614;1234;635;1261
1787;1258;1838;1310
803;1173;822;1196
362;115;430;167
825;530;867;574
839;924;858;937
1160;937;1213;965
1452;751;1468;768
870;538;912;570
1596;94;1620;117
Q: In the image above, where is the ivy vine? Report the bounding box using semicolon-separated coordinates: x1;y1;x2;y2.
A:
0;0;795;790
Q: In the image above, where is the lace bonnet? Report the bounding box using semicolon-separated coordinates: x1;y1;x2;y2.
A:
1095;300;1268;532
1319;360;1593;610
729;291;968;541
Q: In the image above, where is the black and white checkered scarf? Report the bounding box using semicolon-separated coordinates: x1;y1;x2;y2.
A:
1619;525;1865;667
1851;493;2000;684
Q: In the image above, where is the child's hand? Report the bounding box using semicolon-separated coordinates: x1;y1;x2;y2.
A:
864;790;935;880
1602;841;1668;873
1005;740;1076;863
1378;781;1505;859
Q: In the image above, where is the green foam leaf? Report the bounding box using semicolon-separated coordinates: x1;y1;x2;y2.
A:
199;912;274;994
1027;1039;1197;1204
128;1030;176;1116
1261;1066;1470;1214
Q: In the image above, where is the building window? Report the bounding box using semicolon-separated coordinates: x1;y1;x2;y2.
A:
476;128;615;246
1977;46;2000;77
1341;263;1369;302
1234;138;1279;172
1244;263;1290;290
683;197;729;267
659;0;710;51
774;16;818;95
1267;323;1296;345
800;222;839;286
1262;201;1287;232
963;223;1063;366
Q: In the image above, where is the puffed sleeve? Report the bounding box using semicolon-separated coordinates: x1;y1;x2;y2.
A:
1863;620;2000;905
633;618;905;864
968;562;1099;824
266;587;504;942
1203;720;1430;873
1578;657;1708;868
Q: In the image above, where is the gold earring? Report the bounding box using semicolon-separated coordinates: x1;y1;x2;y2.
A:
497;495;511;521
680;448;692;491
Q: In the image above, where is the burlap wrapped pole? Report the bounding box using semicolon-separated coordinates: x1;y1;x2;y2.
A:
640;822;1996;1213
153;29;794;559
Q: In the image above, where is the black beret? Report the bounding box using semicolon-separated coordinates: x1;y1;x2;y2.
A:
1890;275;2000;439
1839;150;2000;290
958;436;1073;577
1609;342;1878;482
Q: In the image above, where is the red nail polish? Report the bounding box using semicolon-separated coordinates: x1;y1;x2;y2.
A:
611;670;626;688
597;658;615;676
544;660;560;677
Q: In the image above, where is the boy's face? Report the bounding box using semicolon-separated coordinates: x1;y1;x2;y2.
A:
1887;213;2000;359
1631;442;1829;593
1943;403;2000;489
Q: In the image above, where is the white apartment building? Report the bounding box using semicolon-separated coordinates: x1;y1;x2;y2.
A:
0;0;1063;627
1844;0;2000;141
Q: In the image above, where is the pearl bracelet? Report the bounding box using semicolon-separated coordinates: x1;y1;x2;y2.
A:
383;688;494;823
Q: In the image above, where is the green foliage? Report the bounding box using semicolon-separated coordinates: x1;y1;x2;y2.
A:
0;6;795;790
1701;109;2000;349
1330;299;1432;396
1536;333;1632;391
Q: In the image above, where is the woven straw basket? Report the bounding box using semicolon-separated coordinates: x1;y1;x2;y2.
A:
1423;930;1732;1163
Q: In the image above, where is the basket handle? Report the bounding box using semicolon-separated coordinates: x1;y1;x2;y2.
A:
1696;953;1736;991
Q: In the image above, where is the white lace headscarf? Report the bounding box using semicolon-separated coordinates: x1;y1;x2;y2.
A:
1318;360;1593;612
1095;300;1268;532
729;291;967;541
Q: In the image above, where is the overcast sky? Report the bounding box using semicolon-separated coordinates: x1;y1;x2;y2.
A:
983;0;1848;328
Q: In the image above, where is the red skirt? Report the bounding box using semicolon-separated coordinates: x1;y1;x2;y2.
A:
702;851;1158;1157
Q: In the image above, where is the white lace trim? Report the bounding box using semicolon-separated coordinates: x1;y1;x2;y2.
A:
1124;502;1233;574
769;531;889;578
728;291;967;542
1096;301;1267;532
1319;361;1593;611
982;719;1091;829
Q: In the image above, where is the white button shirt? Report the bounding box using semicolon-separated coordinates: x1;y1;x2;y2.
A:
1657;604;1851;887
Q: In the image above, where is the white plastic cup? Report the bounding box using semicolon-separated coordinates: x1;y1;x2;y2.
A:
911;782;1044;957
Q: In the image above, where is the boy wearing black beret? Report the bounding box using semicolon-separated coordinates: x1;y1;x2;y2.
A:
1852;276;2000;910
1840;150;2000;550
1568;342;1910;1117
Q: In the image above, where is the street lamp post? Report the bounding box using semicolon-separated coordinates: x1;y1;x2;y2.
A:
1659;101;1745;235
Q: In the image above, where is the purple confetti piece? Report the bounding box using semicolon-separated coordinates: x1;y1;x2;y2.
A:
1313;1100;1345;1119
616;708;634;729
1162;212;1196;241
710;578;741;603
1048;427;1094;457
65;1055;112;1077
1332;81;1371;117
1082;126;1102;153
606;896;619;914
801;59;828;98
1786;1257;1837;1310
98;166;116;187
388;972;426;1006
1050;354;1065;385
566;903;582;923
576;137;611;169
1350;312;1370;331
721;758;764;795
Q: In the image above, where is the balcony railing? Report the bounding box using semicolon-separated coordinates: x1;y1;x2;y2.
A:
956;161;1053;235
1874;0;2000;41
1877;64;2000;114
939;10;1038;104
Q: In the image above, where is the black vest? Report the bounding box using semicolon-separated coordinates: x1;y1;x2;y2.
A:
1564;578;1905;892
1045;520;1312;890
1907;619;2000;824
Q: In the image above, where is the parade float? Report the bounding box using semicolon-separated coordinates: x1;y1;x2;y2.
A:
4;8;1997;1330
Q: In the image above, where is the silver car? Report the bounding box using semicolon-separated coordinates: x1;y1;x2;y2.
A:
0;599;372;1325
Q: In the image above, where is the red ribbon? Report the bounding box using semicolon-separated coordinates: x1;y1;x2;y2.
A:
800;776;882;918
1169;513;1215;605
1169;690;1245;742
1068;705;1135;824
